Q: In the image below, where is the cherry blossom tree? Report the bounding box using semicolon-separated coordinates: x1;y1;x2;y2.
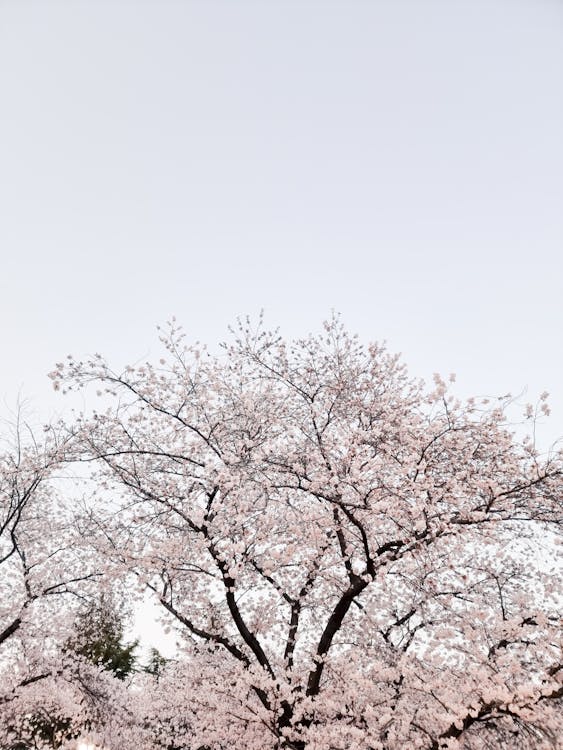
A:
51;317;563;749
0;419;124;749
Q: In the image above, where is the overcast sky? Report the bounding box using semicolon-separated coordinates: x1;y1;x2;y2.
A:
1;0;562;652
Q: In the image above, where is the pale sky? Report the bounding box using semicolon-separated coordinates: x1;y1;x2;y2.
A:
1;0;562;653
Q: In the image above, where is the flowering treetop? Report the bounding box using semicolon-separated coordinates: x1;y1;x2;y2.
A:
46;316;562;750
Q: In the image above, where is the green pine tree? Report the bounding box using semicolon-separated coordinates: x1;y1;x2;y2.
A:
68;593;139;680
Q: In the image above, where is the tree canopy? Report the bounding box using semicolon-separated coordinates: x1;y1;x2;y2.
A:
1;318;562;749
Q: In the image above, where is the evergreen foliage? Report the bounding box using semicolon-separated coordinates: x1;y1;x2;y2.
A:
68;594;139;680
